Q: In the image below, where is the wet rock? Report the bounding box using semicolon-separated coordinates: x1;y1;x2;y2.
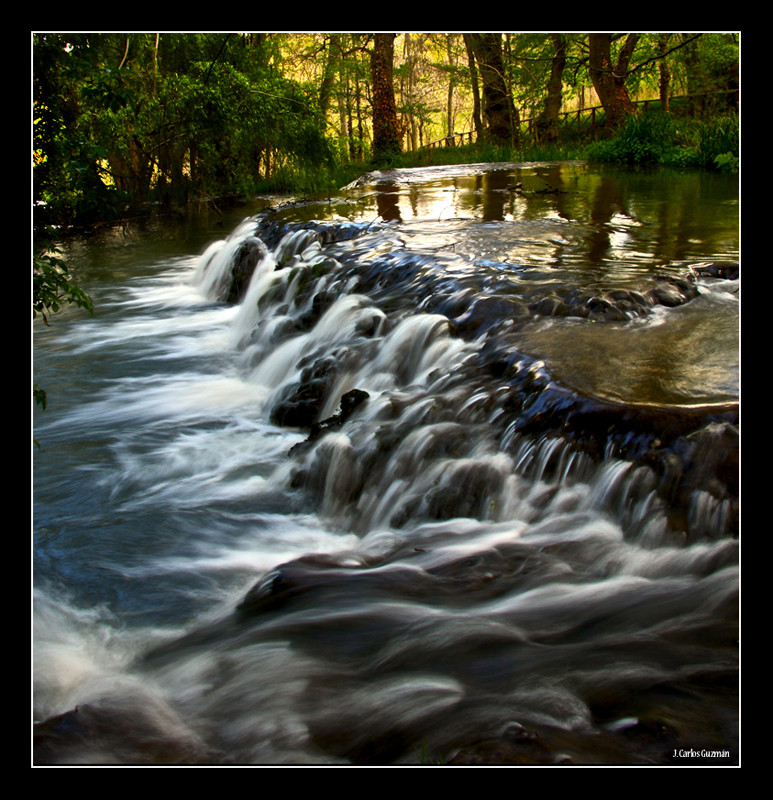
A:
525;283;682;323
529;294;568;318
584;294;631;321
691;262;739;281
290;388;370;455
34;700;211;765
451;295;529;338
226;236;267;304
423;460;507;521
269;355;339;428
448;723;556;765
648;273;699;307
476;342;739;536
657;421;740;538
270;381;328;428
295;289;337;332
237;553;435;618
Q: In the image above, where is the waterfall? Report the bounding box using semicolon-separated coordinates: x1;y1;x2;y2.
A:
34;165;739;766
185;218;738;546
193;217;261;301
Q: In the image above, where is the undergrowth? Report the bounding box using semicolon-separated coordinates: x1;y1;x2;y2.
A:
252;111;738;198
586;112;739;171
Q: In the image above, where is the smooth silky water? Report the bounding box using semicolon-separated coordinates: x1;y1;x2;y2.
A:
33;162;739;765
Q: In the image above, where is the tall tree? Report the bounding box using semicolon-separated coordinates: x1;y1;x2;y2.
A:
656;34;672;112
402;32;420;150
370;33;401;164
535;33;567;142
444;34;458;142
462;34;484;142
466;33;516;145
677;33;738;115
318;33;342;118
588;33;640;127
34;33;332;226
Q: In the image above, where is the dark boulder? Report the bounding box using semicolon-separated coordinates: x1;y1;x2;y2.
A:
226;236;267;304
269;356;338;429
691;262;739;281
289;388;370;457
647;273;699;307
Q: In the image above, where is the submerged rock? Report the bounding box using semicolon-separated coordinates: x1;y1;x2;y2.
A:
691;262;739;281
34;699;211;766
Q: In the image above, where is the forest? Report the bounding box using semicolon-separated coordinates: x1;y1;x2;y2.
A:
33;32;739;230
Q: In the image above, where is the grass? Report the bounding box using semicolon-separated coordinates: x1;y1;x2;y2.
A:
250;110;739;199
417;742;446;765
585;112;739;170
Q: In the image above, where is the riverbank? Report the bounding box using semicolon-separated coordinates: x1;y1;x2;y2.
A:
34;113;739;238
271;112;740;196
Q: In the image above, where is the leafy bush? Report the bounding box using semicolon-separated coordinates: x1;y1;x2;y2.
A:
587;111;738;171
695;116;739;168
33;237;94;415
714;151;739;172
587;112;679;165
33;244;94;326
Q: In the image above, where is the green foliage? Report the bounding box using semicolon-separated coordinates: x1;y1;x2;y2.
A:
33;243;94;325
34;33;333;226
714;151;739;173
692;116;740;168
33;236;94;417
33;32;739;225
587;112;676;165
586;111;739;170
417;742;445;765
34;35;129;226
34;385;47;411
505;33;583;117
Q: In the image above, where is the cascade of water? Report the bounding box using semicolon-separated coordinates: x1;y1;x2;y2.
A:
193;217;260;301
228;252;280;344
34;169;739;766
273;228;322;265
366;314;460;389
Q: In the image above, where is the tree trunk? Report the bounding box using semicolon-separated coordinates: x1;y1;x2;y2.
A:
370;33;401;164
683;33;707;116
536;33;567;142
588;33;639;128
355;72;365;161
445;34;457;142
346;81;356;161
657;34;671;112
463;34;484;142
466;33;515;145
319;33;342;118
404;33;418;151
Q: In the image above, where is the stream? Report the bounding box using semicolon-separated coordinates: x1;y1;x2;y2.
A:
33;161;739;766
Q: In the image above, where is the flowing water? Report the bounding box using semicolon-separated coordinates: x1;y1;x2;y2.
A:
33;162;739;766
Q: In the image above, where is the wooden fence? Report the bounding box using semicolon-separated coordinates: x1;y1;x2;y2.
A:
421;91;738;150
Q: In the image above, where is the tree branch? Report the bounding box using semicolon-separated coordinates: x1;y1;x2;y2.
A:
203;33;232;84
624;32;703;77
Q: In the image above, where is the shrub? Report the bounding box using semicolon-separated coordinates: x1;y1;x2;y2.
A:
587;112;678;166
587;111;738;171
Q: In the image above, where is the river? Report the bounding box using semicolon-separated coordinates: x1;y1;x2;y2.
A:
33;161;739;766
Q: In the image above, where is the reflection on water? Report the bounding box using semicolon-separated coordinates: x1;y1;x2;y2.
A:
342;162;738;264
334;162;739;408
521;292;739;407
